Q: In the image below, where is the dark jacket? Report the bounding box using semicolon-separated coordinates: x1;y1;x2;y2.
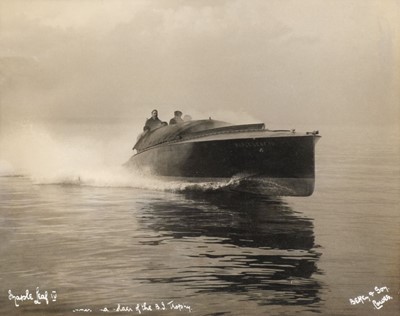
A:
145;117;162;130
169;117;184;125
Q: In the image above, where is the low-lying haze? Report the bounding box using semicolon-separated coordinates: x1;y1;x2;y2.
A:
1;0;399;128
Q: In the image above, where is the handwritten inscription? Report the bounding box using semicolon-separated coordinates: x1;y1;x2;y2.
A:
73;301;191;313
349;286;393;310
8;288;57;307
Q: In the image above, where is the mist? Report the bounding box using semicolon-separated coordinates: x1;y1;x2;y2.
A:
1;0;399;127
0;0;399;180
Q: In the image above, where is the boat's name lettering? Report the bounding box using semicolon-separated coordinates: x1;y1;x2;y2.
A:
234;141;272;148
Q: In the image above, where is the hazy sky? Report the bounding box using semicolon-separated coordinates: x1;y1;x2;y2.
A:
1;0;399;127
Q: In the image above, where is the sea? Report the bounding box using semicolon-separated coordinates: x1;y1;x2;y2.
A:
0;120;399;316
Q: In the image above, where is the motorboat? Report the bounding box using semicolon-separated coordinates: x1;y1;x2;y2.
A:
124;119;321;196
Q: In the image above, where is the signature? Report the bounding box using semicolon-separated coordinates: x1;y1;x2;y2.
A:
8;287;57;307
73;301;192;313
349;286;393;310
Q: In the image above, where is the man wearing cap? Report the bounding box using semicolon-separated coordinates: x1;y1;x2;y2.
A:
169;111;184;125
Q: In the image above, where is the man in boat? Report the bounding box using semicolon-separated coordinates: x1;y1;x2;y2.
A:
169;110;184;125
144;109;163;131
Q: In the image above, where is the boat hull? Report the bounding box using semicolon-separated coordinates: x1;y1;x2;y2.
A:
126;134;319;196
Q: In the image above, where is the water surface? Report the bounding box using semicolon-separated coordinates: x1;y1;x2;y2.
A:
0;124;398;315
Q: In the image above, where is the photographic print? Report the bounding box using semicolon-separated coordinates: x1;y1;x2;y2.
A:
0;1;399;315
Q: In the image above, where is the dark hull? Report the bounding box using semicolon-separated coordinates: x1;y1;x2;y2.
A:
126;135;319;196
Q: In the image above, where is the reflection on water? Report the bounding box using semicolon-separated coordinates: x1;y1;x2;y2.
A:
2;125;399;315
135;192;321;307
0;178;322;315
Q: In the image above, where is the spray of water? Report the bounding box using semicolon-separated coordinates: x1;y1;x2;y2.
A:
0;121;235;193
